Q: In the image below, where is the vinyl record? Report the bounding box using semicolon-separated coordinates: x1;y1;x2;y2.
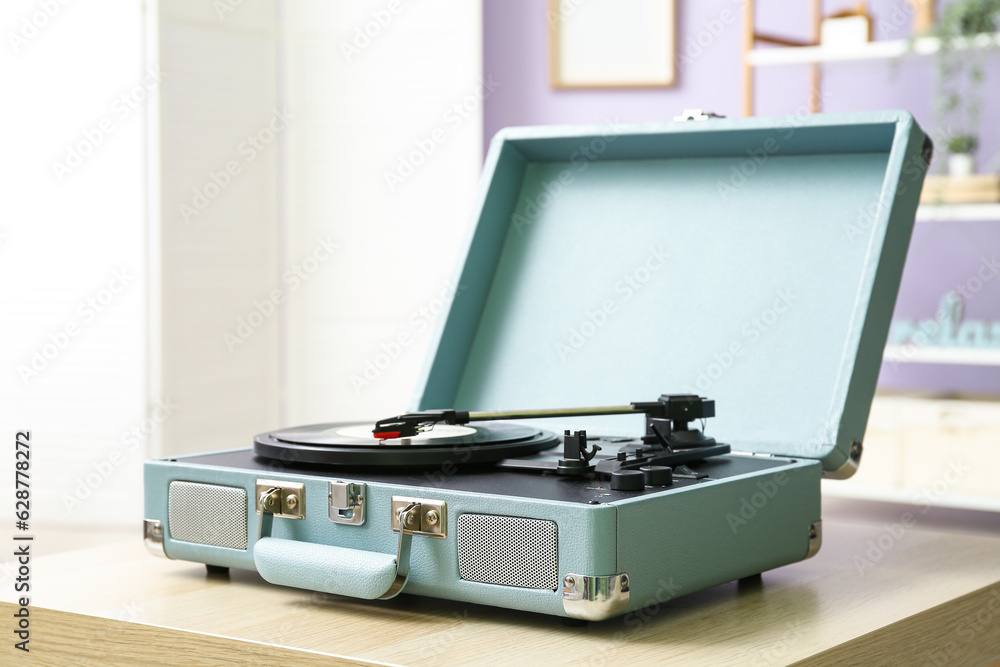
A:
253;421;560;467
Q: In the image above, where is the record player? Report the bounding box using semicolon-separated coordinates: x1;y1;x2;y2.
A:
143;110;931;620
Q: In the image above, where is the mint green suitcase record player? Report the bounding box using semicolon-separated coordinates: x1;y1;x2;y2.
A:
143;110;930;621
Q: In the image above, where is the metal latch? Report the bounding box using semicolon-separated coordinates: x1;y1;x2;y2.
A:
256;479;305;541
329;481;365;525
390;496;446;538
674;109;724;121
255;480;305;518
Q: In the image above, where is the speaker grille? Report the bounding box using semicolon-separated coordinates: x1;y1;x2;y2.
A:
457;514;558;590
168;481;248;550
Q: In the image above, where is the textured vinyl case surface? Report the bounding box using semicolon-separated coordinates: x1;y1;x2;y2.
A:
416;110;930;472
144;448;820;617
144;111;929;619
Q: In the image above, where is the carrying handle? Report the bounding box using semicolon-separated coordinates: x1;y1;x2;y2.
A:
381;502;417;598
253;502;418;600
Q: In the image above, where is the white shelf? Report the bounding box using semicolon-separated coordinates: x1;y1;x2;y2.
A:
747;31;1000;66
884;345;1000;366
916;203;1000;222
822;481;1000;513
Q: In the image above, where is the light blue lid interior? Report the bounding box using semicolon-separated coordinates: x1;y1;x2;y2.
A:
415;112;927;470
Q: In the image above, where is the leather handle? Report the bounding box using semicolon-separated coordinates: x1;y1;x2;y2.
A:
253;538;400;600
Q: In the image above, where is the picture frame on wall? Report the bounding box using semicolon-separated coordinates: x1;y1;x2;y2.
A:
549;0;677;88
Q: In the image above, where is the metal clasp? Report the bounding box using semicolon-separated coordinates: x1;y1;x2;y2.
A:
255;479;305;541
329;481;365;525
390;496;447;538
255;479;305;519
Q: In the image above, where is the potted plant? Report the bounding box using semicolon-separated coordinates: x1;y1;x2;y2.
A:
946;133;979;176
925;0;1000;175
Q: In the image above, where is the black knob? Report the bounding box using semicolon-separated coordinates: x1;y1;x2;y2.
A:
611;470;644;491
641;465;673;487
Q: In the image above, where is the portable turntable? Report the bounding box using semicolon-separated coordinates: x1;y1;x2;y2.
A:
144;110;930;620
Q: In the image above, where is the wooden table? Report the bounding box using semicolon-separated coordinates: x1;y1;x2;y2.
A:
3;501;1000;666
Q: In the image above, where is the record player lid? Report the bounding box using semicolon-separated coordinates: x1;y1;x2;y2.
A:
414;111;929;473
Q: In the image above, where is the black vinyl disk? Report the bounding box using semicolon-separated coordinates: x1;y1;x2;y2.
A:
253;421;560;468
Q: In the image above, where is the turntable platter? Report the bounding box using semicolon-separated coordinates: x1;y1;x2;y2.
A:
253;421;560;467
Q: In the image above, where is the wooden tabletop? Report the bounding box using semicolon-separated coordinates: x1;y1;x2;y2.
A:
3;501;1000;666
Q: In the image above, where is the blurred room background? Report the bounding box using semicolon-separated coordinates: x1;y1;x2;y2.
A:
1;0;998;551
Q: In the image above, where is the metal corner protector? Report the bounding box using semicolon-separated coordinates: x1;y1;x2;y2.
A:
143;518;169;559
562;572;630;621
805;521;822;559
823;440;863;480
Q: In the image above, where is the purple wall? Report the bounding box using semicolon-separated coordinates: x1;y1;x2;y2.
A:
483;0;1000;396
